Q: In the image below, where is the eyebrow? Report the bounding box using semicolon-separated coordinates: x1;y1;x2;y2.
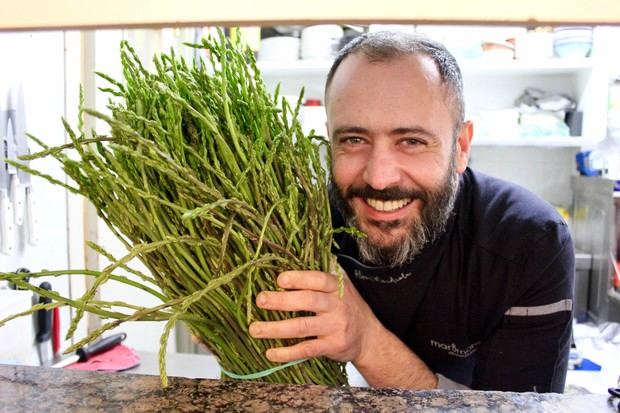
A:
332;126;369;136
332;125;437;140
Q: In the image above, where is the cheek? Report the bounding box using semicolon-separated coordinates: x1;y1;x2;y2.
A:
399;154;445;187
331;151;364;188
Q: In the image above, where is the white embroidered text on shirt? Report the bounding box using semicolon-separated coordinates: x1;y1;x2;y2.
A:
352;268;414;283
429;339;481;358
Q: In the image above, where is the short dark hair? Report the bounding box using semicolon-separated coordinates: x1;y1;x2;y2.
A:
325;31;465;128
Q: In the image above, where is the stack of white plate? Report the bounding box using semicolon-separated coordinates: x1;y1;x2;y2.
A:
258;36;300;62
300;25;343;60
553;26;593;58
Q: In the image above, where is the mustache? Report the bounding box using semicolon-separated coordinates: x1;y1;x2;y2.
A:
344;185;428;203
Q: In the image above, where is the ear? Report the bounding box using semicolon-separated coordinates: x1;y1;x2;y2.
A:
455;121;474;173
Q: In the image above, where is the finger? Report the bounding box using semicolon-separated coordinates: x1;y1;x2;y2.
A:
190;334;211;353
256;290;332;313
278;270;339;292
264;339;327;363
249;316;327;339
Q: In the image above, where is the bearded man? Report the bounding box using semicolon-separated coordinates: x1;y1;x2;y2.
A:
249;31;574;392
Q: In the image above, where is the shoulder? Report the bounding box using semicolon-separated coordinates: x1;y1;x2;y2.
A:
459;168;571;262
458;169;574;318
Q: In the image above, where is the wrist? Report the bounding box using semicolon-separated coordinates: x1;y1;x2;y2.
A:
352;315;386;368
353;320;438;389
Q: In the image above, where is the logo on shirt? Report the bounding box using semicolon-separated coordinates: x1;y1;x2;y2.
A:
429;339;480;358
353;268;413;284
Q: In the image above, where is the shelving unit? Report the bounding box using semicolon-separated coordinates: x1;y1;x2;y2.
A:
257;59;333;77
258;57;595;78
255;34;619;210
459;57;594;76
472;136;599;147
258;56;606;148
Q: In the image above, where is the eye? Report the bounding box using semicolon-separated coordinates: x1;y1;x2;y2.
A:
339;136;365;146
400;138;425;147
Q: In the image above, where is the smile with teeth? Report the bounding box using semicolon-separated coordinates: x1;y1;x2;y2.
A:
366;198;412;212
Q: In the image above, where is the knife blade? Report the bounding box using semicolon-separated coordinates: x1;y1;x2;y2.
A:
7;85;28;188
52;332;127;368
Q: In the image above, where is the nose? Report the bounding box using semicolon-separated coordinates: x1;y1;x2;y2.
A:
362;144;401;190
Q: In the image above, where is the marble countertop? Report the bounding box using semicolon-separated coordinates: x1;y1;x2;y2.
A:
0;364;614;412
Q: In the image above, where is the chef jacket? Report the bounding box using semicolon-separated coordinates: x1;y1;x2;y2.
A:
333;167;574;392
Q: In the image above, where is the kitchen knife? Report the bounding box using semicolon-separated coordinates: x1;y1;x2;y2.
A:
52;332;127;368
0;107;15;255
4;112;22;227
7;85;28;189
8;85;36;245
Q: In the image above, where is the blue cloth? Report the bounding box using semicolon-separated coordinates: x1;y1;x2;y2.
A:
576;358;602;371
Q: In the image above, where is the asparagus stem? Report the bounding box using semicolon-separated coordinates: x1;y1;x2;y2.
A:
0;30;348;387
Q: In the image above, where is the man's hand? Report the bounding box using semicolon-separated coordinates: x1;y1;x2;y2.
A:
249;269;439;389
248;270;378;365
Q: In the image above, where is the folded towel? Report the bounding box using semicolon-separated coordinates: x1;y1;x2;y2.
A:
65;344;140;372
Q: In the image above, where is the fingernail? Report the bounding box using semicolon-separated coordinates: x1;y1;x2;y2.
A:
279;273;289;287
265;349;275;360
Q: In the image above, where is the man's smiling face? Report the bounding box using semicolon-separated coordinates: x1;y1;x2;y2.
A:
326;52;472;266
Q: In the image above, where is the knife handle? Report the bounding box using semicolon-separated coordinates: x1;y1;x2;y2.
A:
0;192;14;255
52;306;61;355
36;281;53;343
10;174;23;226
76;332;127;362
25;187;37;246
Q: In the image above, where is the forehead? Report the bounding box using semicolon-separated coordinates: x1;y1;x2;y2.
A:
325;53;454;131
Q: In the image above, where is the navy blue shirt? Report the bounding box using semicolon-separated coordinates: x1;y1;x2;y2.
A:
333;168;574;392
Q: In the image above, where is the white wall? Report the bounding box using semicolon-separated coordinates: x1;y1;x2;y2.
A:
0;31;73;358
81;29;185;353
469;146;579;208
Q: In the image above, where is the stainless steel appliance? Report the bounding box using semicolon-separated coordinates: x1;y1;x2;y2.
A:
571;176;620;323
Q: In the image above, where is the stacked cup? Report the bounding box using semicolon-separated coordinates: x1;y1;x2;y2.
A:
553;27;593;58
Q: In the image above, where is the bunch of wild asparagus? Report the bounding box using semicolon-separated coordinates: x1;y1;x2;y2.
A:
0;32;347;386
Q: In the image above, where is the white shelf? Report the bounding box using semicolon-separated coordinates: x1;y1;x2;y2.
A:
257;59;333;78
257;57;602;150
473;136;600;147
459;58;594;76
257;58;594;79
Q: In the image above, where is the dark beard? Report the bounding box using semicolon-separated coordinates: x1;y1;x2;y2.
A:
330;154;459;268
